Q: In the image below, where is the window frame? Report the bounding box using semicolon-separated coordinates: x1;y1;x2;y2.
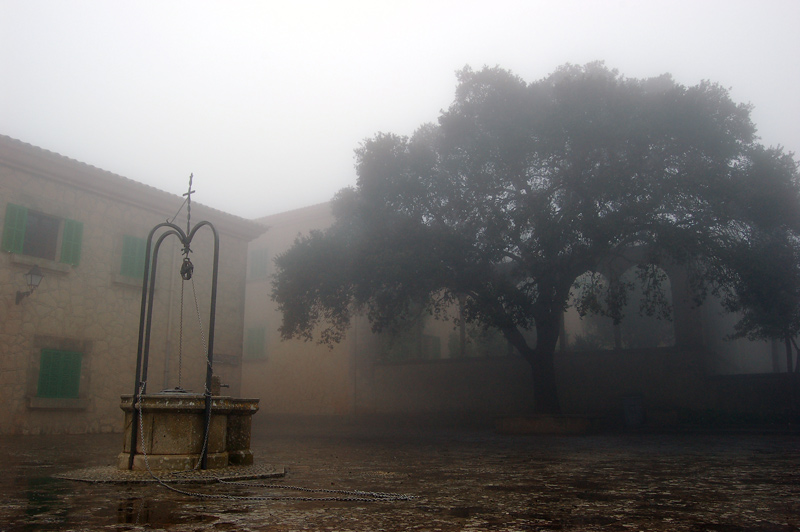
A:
244;326;267;360
36;349;83;399
119;234;148;279
2;203;83;266
60;218;83;266
248;247;270;280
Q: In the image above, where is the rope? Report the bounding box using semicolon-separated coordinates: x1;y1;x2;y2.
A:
167;196;188;225
216;479;416;502
172;173;195;391
190;276;209;387
188;275;211;470
167;172;193;225
177;281;185;389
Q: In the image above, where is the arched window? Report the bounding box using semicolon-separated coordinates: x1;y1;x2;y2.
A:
564;266;675;351
617;264;675;349
565;271;616;351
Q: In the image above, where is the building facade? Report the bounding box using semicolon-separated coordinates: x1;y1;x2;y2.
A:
241;203;363;416
243;201;794;424
0;135;264;434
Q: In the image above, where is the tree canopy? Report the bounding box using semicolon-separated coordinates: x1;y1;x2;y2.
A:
272;63;800;414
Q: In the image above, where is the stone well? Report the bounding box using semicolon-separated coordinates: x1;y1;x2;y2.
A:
118;393;259;471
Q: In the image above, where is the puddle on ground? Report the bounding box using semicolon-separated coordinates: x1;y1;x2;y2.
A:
0;427;798;530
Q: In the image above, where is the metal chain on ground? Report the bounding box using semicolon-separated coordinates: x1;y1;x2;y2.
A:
217;478;416;502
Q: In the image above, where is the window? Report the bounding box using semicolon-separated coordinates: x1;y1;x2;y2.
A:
244;327;266;359
37;349;82;398
2;204;83;265
120;235;147;278
21;210;59;260
248;248;269;280
60;219;83;266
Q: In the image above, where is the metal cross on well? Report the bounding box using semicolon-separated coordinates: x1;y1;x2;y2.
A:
183;173;195;235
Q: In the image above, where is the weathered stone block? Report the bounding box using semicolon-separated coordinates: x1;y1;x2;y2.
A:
118;393;258;470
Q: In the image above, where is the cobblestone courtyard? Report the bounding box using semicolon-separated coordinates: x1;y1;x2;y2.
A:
1;419;799;531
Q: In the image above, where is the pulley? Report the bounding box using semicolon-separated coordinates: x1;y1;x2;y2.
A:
180;257;194;280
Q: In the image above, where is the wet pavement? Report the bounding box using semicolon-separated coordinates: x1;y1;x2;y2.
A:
1;418;799;531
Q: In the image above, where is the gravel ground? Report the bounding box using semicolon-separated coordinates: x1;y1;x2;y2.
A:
1;418;799;531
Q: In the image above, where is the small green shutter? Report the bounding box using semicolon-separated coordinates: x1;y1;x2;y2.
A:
120;235;147;278
60;219;83;265
37;350;82;398
249;248;270;280
2;204;28;253
244;327;266;359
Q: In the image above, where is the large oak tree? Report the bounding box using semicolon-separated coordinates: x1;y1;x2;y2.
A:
272;63;800;414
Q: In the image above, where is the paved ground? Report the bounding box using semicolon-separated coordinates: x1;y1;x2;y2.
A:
1;418;799;531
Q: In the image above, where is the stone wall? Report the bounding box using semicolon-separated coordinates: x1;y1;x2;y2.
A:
362;355;536;420
0;136;262;434
356;347;794;424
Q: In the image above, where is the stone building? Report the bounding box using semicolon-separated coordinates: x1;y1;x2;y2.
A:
0;135;264;434
241;203;360;416
243;202;794;424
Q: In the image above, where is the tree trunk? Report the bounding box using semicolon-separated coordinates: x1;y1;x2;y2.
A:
790;337;800;416
504;313;562;415
530;344;561;415
458;296;467;358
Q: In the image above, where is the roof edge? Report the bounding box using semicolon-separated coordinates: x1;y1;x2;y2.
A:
0;134;266;241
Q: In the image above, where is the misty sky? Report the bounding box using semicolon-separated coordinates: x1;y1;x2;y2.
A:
2;1;798;219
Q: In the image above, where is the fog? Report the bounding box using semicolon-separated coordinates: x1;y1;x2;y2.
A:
2;0;799;218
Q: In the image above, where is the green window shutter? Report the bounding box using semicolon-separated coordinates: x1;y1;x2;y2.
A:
2;204;28;253
249;248;269;280
120;235;147;278
60;219;83;266
244;327;266;359
37;350;82;398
